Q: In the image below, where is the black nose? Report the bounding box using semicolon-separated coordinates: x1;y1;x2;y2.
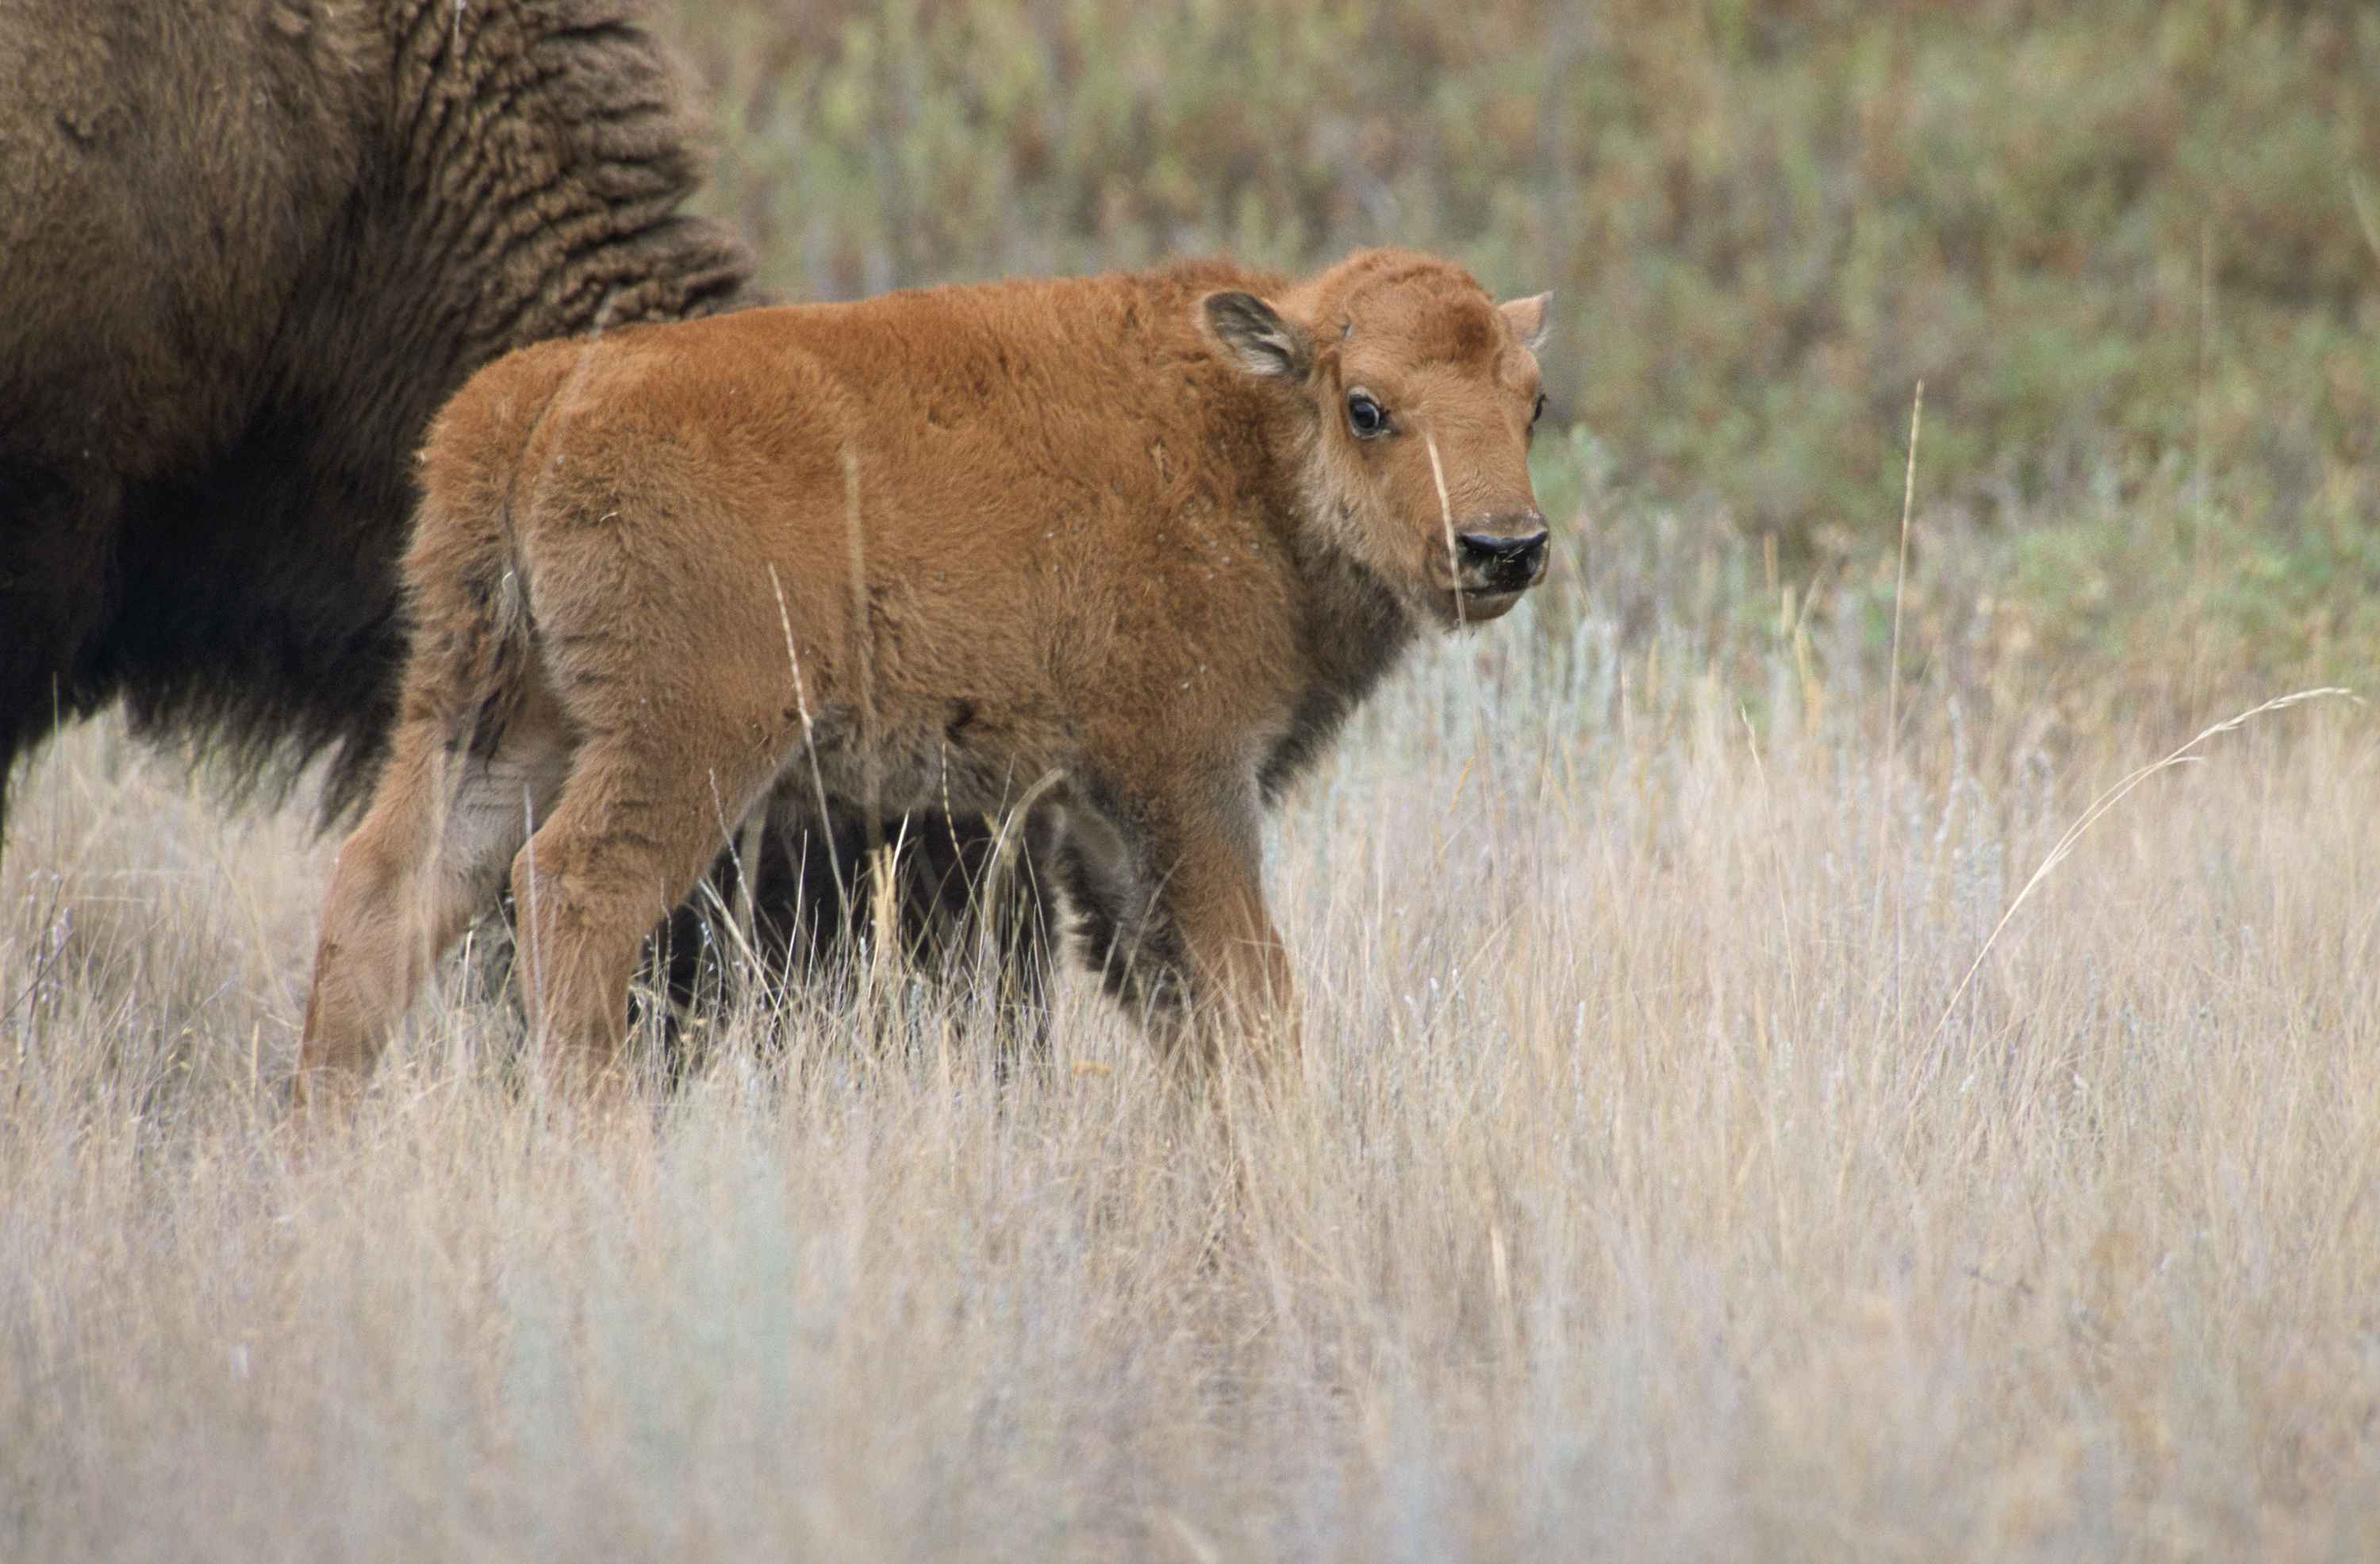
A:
1456;524;1550;590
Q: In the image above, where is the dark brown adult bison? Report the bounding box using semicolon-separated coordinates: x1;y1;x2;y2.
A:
0;0;1046;1018
298;248;1554;1090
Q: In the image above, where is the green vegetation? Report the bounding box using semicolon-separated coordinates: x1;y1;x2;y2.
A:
5;8;2378;1553
666;0;2378;703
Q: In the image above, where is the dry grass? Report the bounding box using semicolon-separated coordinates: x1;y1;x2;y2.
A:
5;618;2378;1560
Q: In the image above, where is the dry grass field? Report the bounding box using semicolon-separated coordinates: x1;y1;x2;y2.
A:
8;2;2376;1555
5;580;2375;1558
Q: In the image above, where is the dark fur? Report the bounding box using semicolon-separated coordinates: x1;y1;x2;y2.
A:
662;806;1060;1054
0;0;747;817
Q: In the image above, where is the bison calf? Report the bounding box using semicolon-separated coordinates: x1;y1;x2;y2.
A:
300;248;1553;1087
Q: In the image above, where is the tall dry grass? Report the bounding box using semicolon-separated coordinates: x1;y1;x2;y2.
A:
4;610;2377;1558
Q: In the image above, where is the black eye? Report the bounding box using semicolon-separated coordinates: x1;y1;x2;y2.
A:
1346;390;1388;439
1530;392;1547;428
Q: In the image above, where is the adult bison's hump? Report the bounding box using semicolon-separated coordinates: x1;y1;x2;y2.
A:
0;1;368;475
0;0;750;821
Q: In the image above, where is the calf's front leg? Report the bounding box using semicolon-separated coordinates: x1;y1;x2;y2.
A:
1131;793;1299;1074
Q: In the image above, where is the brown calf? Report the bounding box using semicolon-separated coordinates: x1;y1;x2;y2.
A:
299;248;1553;1088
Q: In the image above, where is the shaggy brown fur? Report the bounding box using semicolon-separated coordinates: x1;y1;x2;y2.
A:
0;0;1038;1009
0;0;746;820
300;248;1553;1087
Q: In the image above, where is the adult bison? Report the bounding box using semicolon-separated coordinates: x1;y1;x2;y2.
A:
298;248;1554;1088
0;0;1042;1009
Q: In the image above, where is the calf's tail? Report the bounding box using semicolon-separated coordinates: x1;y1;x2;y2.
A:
397;368;565;759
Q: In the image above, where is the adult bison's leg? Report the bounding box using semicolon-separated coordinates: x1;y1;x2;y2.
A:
667;810;871;1014
887;810;1061;1062
666;808;1060;1066
654;813;866;1084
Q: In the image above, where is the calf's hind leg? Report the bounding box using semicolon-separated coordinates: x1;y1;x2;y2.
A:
508;729;784;1085
299;713;568;1093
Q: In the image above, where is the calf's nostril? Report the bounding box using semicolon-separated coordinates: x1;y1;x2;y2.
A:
1456;529;1551;582
1457;532;1524;564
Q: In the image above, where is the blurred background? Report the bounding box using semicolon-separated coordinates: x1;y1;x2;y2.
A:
661;0;2378;731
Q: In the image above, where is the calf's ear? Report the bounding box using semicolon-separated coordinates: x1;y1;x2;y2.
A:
1499;292;1553;352
1202;292;1312;380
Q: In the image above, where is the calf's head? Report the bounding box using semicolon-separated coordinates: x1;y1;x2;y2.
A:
1202;250;1553;624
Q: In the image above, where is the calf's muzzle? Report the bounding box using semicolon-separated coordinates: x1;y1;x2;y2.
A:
1455;513;1550;594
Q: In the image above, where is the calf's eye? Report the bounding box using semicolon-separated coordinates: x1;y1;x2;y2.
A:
1346;390;1388;440
1531;392;1547;428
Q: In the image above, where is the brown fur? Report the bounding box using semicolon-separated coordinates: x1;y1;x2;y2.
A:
0;0;749;820
300;248;1553;1086
0;0;1032;1015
